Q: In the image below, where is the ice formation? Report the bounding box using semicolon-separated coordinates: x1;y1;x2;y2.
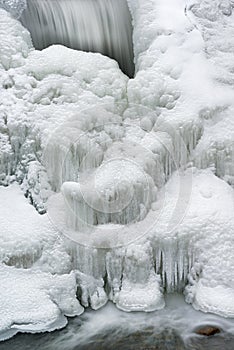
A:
0;0;26;18
1;0;234;341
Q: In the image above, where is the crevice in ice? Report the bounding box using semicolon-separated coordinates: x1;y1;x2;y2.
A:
153;242;195;294
20;0;135;77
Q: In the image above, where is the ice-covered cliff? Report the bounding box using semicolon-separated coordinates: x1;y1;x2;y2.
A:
0;0;234;341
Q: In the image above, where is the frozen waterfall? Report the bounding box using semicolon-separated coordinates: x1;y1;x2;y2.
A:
1;0;234;341
20;0;134;77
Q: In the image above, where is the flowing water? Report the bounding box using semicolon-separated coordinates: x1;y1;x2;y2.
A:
20;0;134;77
1;295;234;350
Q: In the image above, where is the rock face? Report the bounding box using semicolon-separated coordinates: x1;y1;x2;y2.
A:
195;326;221;336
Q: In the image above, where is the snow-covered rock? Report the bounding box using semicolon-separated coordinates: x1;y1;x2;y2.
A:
0;9;128;211
0;184;83;341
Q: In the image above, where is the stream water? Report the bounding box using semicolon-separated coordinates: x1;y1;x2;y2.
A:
1;295;234;350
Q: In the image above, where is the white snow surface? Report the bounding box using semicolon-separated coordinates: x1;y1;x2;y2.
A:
0;185;83;341
0;0;234;340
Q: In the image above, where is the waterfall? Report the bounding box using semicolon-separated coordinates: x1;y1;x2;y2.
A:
20;0;134;77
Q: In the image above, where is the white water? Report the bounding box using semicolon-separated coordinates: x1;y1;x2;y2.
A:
20;0;134;77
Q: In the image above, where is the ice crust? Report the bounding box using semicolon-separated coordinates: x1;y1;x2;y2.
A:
0;0;234;340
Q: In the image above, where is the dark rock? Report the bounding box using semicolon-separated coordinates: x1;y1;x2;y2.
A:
195;326;221;336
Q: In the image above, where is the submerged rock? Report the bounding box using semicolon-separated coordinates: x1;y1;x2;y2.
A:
195;326;221;336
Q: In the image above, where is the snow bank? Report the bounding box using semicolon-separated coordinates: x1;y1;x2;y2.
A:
0;264;83;341
0;185;83;341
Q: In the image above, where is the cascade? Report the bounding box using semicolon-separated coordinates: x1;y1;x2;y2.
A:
20;0;134;77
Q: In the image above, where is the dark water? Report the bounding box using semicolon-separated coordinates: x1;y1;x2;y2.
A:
20;0;134;77
1;296;234;350
1;323;234;350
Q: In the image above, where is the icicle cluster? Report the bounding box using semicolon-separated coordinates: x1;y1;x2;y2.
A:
67;236;195;312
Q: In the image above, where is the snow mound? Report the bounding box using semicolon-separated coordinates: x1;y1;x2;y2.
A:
0;264;83;341
0;184;84;340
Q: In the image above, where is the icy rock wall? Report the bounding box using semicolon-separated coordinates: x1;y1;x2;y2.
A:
62;178;153;229
0;0;208;220
20;46;128;211
43;107;125;192
0;9;128;211
194;107;234;187
0;9;32;185
126;0;234;190
57;0;206;229
66;169;234;315
1;0;234;212
186;1;234;186
126;0;204;185
2;170;234;319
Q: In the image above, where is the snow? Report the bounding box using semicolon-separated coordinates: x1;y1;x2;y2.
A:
0;264;83;341
0;185;83;341
0;184;70;272
48;168;234;316
0;10;128;210
186;0;234;185
0;9;32;69
115;244;165;312
1;171;233;338
1;0;234;341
